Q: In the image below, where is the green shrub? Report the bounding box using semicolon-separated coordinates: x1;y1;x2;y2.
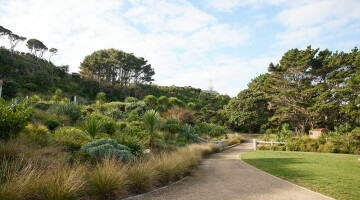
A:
103;102;126;111
113;134;145;156
106;108;123;120
194;122;225;137
123;125;146;138
180;124;198;141
278;145;286;151
125;101;147;116
103;120;116;136
125;97;138;103
30;94;41;103
96;92;106;106
54;127;91;151
323;142;336;153
116;122;127;131
34;102;51;110
52;88;63;102
80;138;136;162
94;133;111;139
55;102;82;122
143;95;157;107
2;79;18;99
24;123;49;146
127;111;140;122
163;116;181;134
0;99;33;139
45;119;60;131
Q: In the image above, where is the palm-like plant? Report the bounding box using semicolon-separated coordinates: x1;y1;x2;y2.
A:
142;110;162;146
83;117;104;139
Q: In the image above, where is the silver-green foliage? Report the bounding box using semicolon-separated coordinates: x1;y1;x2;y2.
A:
81;138;135;162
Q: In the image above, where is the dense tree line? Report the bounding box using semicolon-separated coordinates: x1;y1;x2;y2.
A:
226;46;360;134
80;49;154;89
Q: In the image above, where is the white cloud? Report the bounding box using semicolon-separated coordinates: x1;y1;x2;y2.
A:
0;0;251;96
273;0;360;49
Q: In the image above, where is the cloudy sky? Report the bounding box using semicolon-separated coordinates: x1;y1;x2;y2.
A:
1;0;359;96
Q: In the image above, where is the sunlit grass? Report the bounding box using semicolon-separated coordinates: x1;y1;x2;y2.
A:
242;151;360;200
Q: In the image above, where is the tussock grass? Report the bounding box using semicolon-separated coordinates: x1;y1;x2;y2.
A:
88;158;128;199
127;159;158;194
0;142;220;199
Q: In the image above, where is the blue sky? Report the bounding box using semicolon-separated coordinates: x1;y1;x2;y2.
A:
1;0;360;96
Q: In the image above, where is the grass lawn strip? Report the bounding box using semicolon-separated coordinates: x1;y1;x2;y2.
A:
241;151;360;200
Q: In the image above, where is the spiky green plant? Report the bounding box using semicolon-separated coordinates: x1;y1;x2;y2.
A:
142;110;162;146
83;117;104;139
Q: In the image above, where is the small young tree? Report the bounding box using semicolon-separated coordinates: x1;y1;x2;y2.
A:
142;109;162;146
96;92;106;106
52;88;63;102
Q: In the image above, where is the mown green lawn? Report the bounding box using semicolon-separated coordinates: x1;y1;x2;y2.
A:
241;151;360;200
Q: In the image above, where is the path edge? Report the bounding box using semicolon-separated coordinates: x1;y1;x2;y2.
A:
239;152;336;200
123;141;243;200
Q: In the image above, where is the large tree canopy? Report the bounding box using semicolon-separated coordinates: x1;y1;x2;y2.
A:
80;48;155;89
225;89;271;133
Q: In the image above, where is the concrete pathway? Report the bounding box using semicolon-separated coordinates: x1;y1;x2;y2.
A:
130;138;333;200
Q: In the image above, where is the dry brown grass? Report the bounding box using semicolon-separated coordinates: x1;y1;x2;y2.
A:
225;134;245;146
0;141;220;199
88;158;128;199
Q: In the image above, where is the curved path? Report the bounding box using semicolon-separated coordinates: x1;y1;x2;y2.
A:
129;138;333;200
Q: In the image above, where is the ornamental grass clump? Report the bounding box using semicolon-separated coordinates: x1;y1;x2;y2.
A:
126;159;158;194
88;158;128;199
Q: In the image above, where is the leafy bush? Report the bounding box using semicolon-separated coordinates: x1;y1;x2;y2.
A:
116;122;127;131
2;79;18;99
52;88;63;102
96;92;106;106
103;102;126;111
24;123;49;145
113;134;145;156
106;108;123;120
103;120;116;136
180;124;198;141
54;127;91;151
163;116;181;134
143;95;157;107
45;119;60;131
55;102;82;122
0;99;33;139
127;111;140;122
123;122;146;138
125;101;147;116
168;97;184;108
80;138;136;161
83;117;104;139
125;97;138;103
29;94;41;103
276;123;293;141
194;122;225;137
